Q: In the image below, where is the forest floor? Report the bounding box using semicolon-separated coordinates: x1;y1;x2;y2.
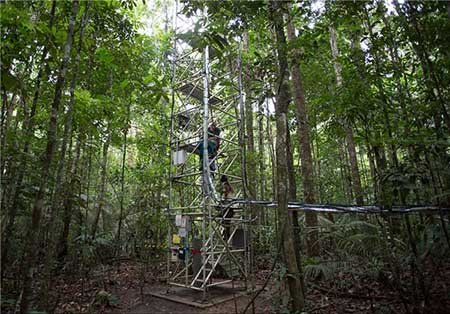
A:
48;255;450;314
2;256;449;313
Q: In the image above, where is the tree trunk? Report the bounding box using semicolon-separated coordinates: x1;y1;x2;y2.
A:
287;123;296;203
363;7;399;169
381;14;415;156
1;89;17;177
330;24;364;205
83;137;93;243
286;5;319;256
18;1;79;312
345;127;363;204
286;121;303;272
373;142;389;206
116;102;130;250
91;132;111;240
266;110;276;200
338;143;350;203
257;96;266;223
242;31;257;201
447;1;450;19
241;31;258;232
366;145;377;203
57;137;83;264
329;25;363;205
270;1;305;312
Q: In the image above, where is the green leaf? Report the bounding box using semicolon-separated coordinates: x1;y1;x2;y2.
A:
120;79;130;89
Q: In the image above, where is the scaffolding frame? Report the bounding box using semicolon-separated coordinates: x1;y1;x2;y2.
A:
166;2;252;300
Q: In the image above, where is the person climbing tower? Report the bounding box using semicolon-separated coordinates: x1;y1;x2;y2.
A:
194;122;221;173
208;122;221;151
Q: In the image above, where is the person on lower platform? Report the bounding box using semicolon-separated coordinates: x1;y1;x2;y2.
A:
220;175;234;200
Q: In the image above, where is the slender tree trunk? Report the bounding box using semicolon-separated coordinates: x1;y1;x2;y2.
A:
359;149;370;203
116;102;130;250
424;152;442;204
1;89;8;161
364;7;399;169
446;1;450;19
83;138;93;244
18;1;79;312
286;5;319;256
286;121;303;272
241;31;258;234
57;137;83;263
270;1;305;312
345;127;363;204
242;31;257;200
1;89;16;176
1;0;57;279
287;123;296;203
367;144;378;202
266;110;276;200
339;143;351;203
373;142;389;206
329;25;364;204
343;141;354;201
381;14;415;155
258;97;266;223
91;132;111;240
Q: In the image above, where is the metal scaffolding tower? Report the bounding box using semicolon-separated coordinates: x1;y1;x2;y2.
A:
166;2;251;299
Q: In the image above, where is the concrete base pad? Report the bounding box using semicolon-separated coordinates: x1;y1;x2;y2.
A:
148;281;247;308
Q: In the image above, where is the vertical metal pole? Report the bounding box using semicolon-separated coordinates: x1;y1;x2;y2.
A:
237;37;247;203
237;36;250;290
185;227;188;286
201;212;206;299
202;5;210;300
167;0;178;283
202;45;210;196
